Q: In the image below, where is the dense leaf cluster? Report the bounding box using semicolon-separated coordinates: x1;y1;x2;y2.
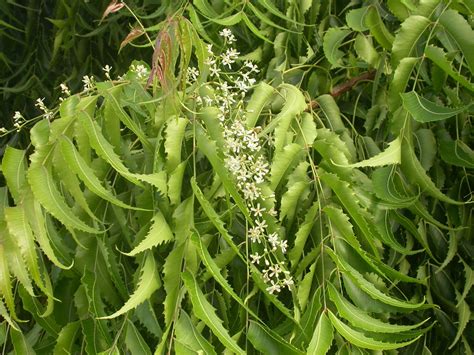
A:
0;0;473;353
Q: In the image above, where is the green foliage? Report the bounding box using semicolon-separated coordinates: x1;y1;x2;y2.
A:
0;0;473;354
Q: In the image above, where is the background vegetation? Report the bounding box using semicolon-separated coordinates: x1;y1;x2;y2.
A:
0;0;473;354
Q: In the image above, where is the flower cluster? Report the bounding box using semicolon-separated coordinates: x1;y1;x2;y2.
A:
35;98;54;120
130;63;149;80
190;29;293;295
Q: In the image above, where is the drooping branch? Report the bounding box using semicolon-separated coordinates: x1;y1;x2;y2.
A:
308;70;376;110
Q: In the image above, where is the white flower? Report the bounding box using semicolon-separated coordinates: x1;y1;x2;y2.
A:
103;64;112;80
250;253;262;264
280;240;288;254
82;75;95;91
219;28;236;43
268;264;282;278
248;227;262;243
60;83;71;96
244;60;259;73
209;64;220;77
131;64;148;79
221;48;240;68
0;127;8;134
251;203;266;218
283;277;294;288
266;280;281;294
13;111;23;122
186;66;199;82
255;219;268;233
267;232;279;250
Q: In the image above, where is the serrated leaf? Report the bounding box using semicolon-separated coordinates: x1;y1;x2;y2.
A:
263;84;307;151
401;137;464;204
99;253;160;319
354;34;380;67
79;106;142;186
438;9;474;74
191;232;259;320
346;7;370;31
270;143;304;189
401;92;472;122
1;147;27;203
125;319;152;355
175;310;217;354
328;283;428;333
246;82;274;128
366;6;394;50
328;311;421;350
59;136;139;210
181;271;245;354
28;164;100;234
248;321;305;355
53;321;80;355
424;45;474;92
388;57;419;111
124;211;174;256
392;15;431;67
164;116;188;173
307;312;333;354
327;249;427;310
337;137;401;168
323;27;351;68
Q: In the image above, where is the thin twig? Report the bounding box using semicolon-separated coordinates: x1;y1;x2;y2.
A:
308;70;376;110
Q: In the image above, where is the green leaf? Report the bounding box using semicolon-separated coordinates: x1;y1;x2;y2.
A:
59;136;139;210
0;244;18;323
388;57;419;111
181;271;245;354
125;319;152;355
289;201;319;267
323;28;351;68
164;116;188;173
438;9;474;74
307;312;334;354
1;147;27;203
392;15;431;67
438;133;474;168
124;212;174;256
270;143;304;190
264;84;307;152
337;137;401;167
4;206;52;300
78;107;142;186
372;166;419;207
242;14;273;44
327;249;427;310
248;321;305;355
10;328;36;355
247;321;304;355
28;164;100;234
174;310;217;355
449;298;471;349
328;311;421;350
365;6;394;50
346;7;370;31
401;92;472;122
354;34;380;68
401;137;464;204
328;283;427;333
53;322;80;355
246;82;274;128
191;233;259;320
99;252;161;319
424;45;474;92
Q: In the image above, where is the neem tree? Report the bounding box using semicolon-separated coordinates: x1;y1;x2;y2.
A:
0;1;473;353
